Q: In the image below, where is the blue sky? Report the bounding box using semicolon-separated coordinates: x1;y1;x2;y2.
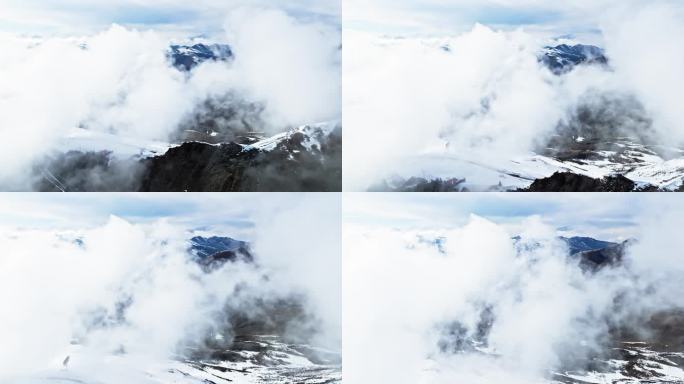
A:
343;0;641;40
0;0;340;36
344;193;679;241
0;193;324;238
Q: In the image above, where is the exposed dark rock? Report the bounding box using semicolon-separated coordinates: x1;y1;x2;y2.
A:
173;95;267;144
572;240;631;271
370;176;467;192
139;126;341;192
520;172;638;192
36;125;341;192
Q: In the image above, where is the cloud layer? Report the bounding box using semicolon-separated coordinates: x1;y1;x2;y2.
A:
0;6;340;190
0;0;340;36
344;196;684;383
344;1;684;190
0;193;340;381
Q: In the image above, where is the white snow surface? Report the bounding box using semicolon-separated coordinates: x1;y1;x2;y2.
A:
242;121;339;152
388;140;684;191
57;120;340;160
7;339;341;384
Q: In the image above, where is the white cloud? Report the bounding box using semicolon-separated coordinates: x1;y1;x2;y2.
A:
0;0;340;36
345;0;639;36
0;192;341;380
343;198;684;383
343;1;684;190
343;193;643;241
0;5;340;190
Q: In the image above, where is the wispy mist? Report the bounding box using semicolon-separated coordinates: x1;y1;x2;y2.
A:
0;193;340;381
0;6;340;190
344;1;684;190
344;196;684;383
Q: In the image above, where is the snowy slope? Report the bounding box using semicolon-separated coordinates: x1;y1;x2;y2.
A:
56;121;339;159
242;121;340;153
385;138;684;191
553;343;684;384
10;336;341;384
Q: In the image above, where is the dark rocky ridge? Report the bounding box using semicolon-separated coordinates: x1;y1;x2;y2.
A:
520;172;638;192
370;176;468;192
140;125;342;192
34;125;341;192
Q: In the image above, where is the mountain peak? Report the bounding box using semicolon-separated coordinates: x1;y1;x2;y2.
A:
168;43;233;71
541;43;608;74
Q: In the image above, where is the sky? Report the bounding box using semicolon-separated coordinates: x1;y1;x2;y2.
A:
344;0;671;40
343;193;682;241
0;0;341;36
0;193;329;239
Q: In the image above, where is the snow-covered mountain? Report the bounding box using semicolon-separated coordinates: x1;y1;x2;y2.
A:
553;341;684;384
189;236;248;257
560;236;616;254
169;43;233;71
15;336;341;384
540;44;608;74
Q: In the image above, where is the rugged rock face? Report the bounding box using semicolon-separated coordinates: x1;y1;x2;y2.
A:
370;176;468;192
520;172;638;192
35;124;342;192
571;240;631;271
139;125;342;192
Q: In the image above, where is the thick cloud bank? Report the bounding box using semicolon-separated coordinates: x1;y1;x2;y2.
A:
344;211;684;383
0;195;340;381
344;2;684;190
0;7;340;189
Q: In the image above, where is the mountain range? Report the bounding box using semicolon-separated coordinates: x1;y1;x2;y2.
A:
32;42;341;192
376;43;684;192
